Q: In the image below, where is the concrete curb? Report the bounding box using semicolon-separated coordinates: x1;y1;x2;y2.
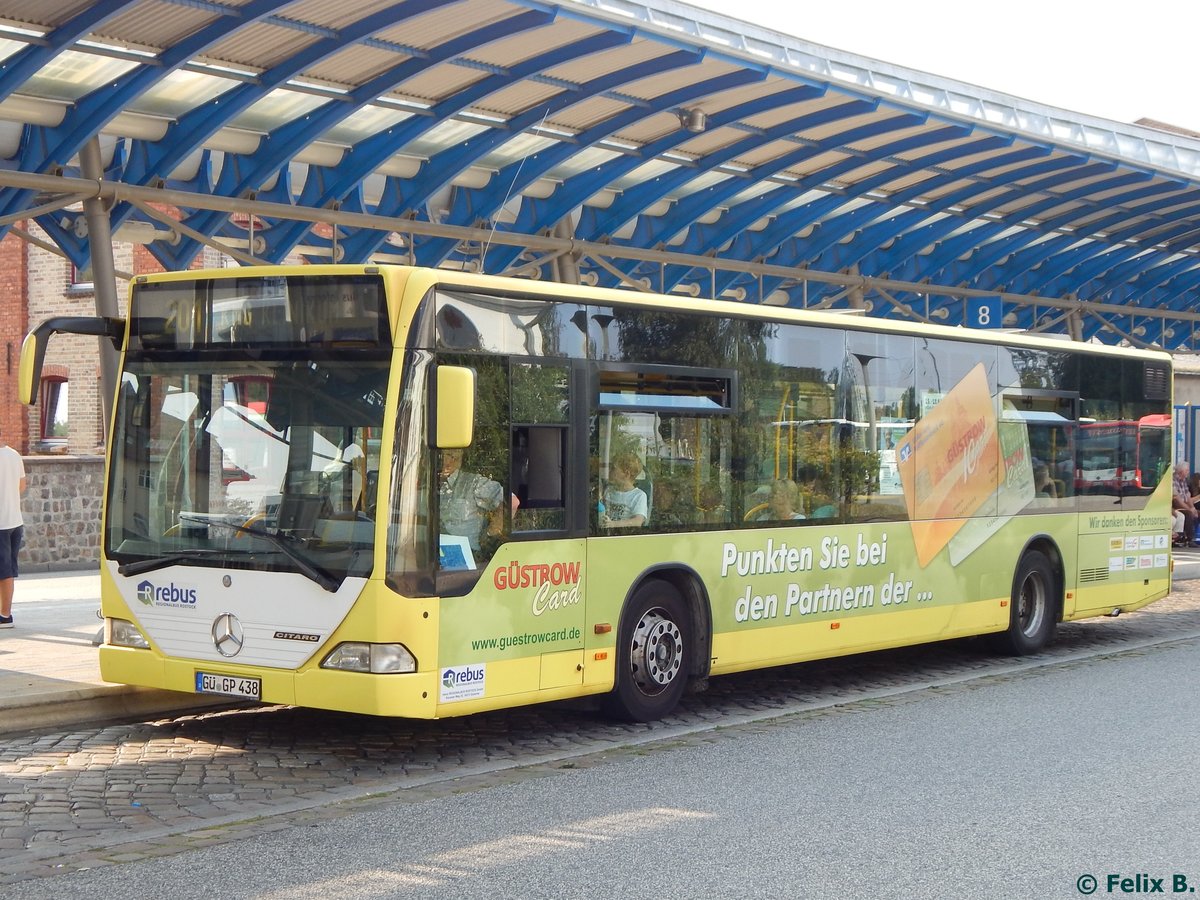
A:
0;684;238;738
18;560;100;575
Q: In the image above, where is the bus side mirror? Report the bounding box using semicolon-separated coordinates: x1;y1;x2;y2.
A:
18;316;125;405
18;332;44;405
434;365;475;449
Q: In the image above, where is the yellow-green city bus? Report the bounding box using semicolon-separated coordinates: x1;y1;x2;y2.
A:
20;265;1174;721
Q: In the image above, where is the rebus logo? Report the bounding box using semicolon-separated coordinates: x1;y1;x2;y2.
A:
135;579;198;608
442;664;485;688
439;663;486;702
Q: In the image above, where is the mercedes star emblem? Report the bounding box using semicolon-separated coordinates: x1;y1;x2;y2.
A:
211;613;245;657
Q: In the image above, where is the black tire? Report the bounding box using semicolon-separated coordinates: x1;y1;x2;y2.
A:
995;549;1057;655
604;579;690;722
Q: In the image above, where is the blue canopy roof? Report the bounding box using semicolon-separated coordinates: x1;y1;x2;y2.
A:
1;0;1199;347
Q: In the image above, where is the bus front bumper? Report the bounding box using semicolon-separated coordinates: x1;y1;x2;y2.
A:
99;645;442;718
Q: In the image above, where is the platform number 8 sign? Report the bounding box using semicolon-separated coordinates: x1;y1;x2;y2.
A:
968;296;1002;329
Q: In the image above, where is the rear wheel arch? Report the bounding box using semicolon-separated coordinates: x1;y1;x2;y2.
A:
993;539;1062;656
1019;535;1065;622
629;564;712;681
602;565;712;722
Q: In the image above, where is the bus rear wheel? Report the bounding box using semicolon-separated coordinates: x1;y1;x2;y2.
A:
605;580;690;722
996;549;1057;655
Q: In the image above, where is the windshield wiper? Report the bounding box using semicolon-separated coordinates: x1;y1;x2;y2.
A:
118;549;231;579
171;515;343;593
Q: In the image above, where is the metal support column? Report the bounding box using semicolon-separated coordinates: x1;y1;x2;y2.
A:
847;264;865;309
79;138;121;442
551;218;580;284
1066;297;1084;342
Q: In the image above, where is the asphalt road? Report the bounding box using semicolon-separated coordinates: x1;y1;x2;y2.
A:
7;629;1200;899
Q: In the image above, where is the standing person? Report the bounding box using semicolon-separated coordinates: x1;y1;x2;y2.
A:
1172;462;1199;548
0;428;26;628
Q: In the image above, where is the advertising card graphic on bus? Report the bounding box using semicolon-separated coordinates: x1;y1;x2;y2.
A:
947;403;1036;566
896;364;1000;566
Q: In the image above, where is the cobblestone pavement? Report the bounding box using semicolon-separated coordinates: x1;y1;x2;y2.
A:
3;586;1200;885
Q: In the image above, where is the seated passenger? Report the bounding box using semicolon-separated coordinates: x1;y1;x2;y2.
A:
650;480;688;528
601;451;648;528
438;448;504;552
755;479;806;522
1034;464;1057;499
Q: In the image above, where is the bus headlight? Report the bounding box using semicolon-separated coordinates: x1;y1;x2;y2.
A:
320;642;417;674
109;618;150;649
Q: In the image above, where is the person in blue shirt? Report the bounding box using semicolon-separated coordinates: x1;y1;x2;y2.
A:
601;451;648;528
438;448;504;552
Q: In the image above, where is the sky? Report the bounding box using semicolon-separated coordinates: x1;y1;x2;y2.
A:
687;0;1198;131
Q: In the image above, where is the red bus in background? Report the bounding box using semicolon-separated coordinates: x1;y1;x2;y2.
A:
1076;414;1171;494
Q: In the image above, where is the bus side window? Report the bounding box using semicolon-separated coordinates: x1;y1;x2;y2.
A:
510;362;571;533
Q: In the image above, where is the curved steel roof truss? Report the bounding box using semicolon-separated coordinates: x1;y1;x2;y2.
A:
1;0;1200;348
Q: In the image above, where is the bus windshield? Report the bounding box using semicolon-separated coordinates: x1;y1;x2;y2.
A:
106;276;390;588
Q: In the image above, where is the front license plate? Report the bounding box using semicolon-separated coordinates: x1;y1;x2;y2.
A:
195;671;261;699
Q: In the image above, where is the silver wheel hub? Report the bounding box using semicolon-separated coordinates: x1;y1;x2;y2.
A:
1018;572;1046;637
630;608;683;695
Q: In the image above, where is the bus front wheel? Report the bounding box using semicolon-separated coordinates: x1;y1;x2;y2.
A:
605;579;690;722
996;550;1057;655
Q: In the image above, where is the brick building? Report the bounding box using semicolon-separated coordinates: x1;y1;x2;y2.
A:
19;230;233;456
0;231;28;452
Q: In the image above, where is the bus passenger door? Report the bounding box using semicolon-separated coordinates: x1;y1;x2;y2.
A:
511;424;585;692
507;361;587;691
